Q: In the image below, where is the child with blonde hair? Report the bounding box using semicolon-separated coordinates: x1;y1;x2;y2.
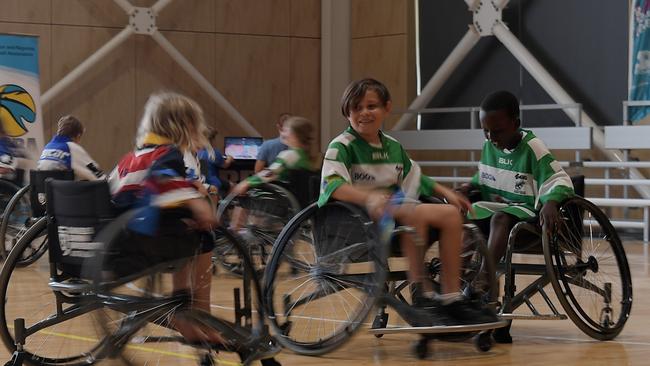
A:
109;92;221;344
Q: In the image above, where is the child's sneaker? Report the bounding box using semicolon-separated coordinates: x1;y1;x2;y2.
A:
441;297;499;325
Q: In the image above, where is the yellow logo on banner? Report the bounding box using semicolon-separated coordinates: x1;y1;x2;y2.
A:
0;84;36;137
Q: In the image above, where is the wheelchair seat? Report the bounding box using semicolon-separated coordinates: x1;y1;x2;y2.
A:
30;169;74;217
279;169;320;209
45;179;114;278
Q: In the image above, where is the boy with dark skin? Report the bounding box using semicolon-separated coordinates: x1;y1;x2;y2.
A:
459;91;574;342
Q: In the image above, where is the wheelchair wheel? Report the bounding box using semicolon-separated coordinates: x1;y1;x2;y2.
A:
423;223;497;341
84;212;271;365
0;180;24;258
543;196;633;340
0;218;109;365
215;183;300;275
0;185;46;266
424;223;497;302
263;202;386;355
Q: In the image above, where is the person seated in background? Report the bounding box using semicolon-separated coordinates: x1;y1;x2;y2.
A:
0;120;18;181
254;112;291;173
37;115;105;180
458;90;574;343
197;126;234;196
233;116;315;195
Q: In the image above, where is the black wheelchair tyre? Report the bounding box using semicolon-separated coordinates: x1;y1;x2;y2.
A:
0;180;25;258
543;196;633;340
83;211;271;365
263;202;387;355
215;183;301;275
0;217;110;366
0;185;46;266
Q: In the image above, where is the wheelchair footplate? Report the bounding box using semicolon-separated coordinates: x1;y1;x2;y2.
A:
367;320;508;335
371;294;507;357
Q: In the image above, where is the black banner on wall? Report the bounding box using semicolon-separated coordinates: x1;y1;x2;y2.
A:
418;0;628;129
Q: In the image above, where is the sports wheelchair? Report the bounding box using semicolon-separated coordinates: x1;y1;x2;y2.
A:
262;197;506;359
214;170;320;275
0;170;73;265
0;179;280;366
492;176;632;341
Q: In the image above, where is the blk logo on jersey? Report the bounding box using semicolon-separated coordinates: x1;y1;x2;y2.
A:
498;157;513;166
372;151;389;160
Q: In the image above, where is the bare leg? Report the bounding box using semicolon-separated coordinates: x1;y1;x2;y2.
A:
487;212;519;264
172;253;225;344
395;203;463;294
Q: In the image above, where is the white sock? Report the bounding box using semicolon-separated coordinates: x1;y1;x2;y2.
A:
437;292;463;305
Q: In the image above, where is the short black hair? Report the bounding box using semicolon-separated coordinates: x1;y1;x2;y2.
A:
341;78;391;117
480;91;520;119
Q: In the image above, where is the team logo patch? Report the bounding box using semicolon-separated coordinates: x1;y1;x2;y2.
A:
0;84;36;137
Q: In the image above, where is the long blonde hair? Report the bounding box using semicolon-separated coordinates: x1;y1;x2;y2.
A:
136;92;210;152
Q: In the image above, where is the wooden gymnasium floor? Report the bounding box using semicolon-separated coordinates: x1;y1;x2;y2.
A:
2;240;649;366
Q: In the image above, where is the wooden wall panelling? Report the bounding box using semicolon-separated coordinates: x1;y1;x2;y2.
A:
290;37;320;155
290;0;320;38
351;0;407;38
215;0;291;36
50;25;136;170
131;0;216;33
135;30;218;147
52;0;127;28
213;34;291;140
0;0;51;24
352;34;408;129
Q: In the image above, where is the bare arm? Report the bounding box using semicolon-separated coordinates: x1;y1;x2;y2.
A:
254;160;265;173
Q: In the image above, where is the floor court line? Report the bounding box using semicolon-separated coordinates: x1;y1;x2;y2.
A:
6;324;242;365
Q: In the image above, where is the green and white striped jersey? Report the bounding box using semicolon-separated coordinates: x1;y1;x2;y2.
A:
247;147;312;186
470;129;573;220
319;126;435;206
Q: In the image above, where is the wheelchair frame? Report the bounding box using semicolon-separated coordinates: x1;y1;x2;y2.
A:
496;195;633;341
263;200;506;358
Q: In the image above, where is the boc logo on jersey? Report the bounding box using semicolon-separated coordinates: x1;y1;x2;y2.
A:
0;84;36;137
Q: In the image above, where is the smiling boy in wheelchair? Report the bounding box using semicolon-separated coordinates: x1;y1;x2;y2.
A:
458;90;575;343
319;78;497;326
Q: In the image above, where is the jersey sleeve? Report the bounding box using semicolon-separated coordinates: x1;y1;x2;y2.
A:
318;142;351;207
529;139;574;207
68;142;105;181
247;149;299;186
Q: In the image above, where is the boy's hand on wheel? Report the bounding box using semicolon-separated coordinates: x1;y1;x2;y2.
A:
365;191;389;220
539;200;560;232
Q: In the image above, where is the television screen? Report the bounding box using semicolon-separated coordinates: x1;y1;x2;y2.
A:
224;136;264;160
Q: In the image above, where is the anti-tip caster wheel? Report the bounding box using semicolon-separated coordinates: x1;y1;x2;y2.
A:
475;331;493;352
371;313;389;338
413;338;429;359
